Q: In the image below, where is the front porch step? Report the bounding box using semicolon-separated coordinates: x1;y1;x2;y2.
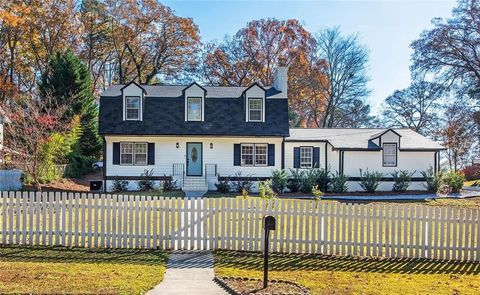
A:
182;177;208;192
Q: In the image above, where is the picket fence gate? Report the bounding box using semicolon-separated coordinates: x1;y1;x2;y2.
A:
0;191;480;262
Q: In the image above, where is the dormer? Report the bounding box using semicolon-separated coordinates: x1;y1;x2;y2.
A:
244;83;266;123
370;129;402;167
183;82;207;122
121;81;146;121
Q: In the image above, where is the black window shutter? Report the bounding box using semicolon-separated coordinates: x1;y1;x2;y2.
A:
148;143;155;165
113;142;120;165
268;144;275;166
234;144;241;166
293;147;300;168
313;147;320;168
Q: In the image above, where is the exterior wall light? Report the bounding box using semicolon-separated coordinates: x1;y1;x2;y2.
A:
210;143;213;149
176;142;179;148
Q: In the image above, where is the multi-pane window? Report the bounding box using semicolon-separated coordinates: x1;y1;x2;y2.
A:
300;146;313;168
255;144;267;166
125;96;140;120
120;142;147;165
248;98;263;121
383;143;397;167
241;144;267;166
187;97;202;121
241;144;254;166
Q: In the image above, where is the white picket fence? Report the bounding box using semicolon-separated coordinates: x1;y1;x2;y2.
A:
0;191;479;261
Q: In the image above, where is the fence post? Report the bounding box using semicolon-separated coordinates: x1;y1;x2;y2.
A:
422;206;429;258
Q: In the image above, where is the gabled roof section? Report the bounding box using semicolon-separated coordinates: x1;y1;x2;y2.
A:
369;128;402;140
286;128;445;150
120;80;147;95
242;82;265;95
182;82;207;95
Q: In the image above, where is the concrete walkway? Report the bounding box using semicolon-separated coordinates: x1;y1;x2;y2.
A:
147;250;228;295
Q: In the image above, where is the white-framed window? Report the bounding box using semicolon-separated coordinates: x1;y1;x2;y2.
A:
383;143;397;167
241;144;254;166
300;146;313;168
248;98;263;122
187;97;202;121
125;96;140;120
255;144;267;166
241;143;268;166
120;142;147;165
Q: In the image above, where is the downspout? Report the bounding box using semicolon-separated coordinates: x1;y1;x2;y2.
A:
281;137;285;170
103;137;107;192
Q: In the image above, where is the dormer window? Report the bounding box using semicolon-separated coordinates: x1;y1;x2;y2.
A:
125;96;140;120
248;98;263;122
187;97;202;121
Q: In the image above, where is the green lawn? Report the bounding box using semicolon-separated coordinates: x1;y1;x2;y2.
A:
0;246;168;294
214;250;480;295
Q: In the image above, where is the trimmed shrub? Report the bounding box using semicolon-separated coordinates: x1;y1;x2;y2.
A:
231;171;254;193
300;169;316;194
444;171;465;193
287;169;302;192
391;170;414;192
137;169;156;191
271;169;288;194
111;178;128;192
331;171;348;193
421;167;444;193
162;175;177;191
215;175;230;193
358;169;383;193
462;165;480;181
313;168;331;192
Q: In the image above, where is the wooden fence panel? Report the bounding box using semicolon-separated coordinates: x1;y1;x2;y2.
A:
0;192;479;261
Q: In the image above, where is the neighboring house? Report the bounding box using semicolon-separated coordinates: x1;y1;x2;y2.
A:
98;67;444;192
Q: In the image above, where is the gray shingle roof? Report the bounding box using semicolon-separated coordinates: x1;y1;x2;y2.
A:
101;84;284;98
286;128;445;150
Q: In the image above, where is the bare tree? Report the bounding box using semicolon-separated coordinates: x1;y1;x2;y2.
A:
2;94;71;191
315;27;371;127
382;80;444;135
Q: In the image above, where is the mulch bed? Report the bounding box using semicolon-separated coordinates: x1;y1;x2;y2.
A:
215;276;310;295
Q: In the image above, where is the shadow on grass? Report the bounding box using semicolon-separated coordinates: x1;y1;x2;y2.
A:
0;245;168;266
214;250;480;275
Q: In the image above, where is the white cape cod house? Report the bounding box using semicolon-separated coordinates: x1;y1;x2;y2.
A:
98;67;444;193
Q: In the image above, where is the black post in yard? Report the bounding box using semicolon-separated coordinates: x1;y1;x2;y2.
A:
263;215;276;289
263;226;269;288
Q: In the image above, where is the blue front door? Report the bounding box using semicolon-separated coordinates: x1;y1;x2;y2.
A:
187;143;202;176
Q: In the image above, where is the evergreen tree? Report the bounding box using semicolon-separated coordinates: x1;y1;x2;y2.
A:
39;49;102;158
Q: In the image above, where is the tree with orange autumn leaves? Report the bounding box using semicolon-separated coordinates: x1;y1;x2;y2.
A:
200;19;374;128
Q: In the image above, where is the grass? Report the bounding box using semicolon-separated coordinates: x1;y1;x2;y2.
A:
0;245;168;294
214;250;480;295
464;180;480;187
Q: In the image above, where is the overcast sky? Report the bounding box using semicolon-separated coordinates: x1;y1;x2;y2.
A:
163;0;456;113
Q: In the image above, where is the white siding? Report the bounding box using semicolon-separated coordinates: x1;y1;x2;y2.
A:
105;136;283;191
379;130;400;146
122;83;144;121
284;140;436;192
245;85;265;122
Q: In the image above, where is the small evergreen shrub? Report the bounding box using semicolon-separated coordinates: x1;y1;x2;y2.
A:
271;169;288;194
443;171;465;193
331;171;348;193
64;154;95;178
391;170;414;192
421;167;444;193
314;168;331;192
300;169;316;194
162;175;177;191
287;169;302;192
137;169;156;191
215;175;230;193
231;171;254;193
111;178;129;192
358;169;383;193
